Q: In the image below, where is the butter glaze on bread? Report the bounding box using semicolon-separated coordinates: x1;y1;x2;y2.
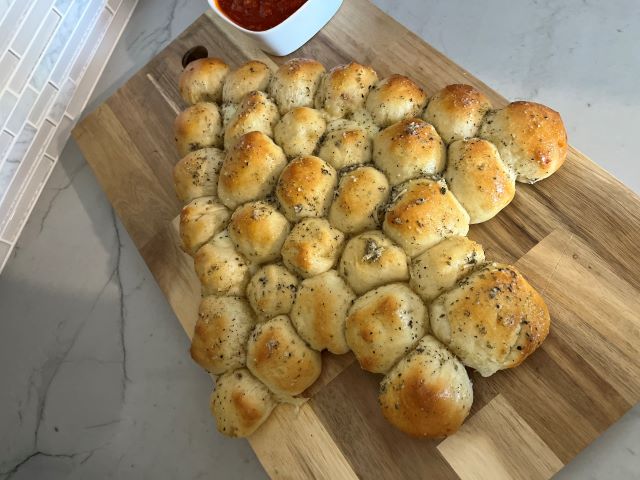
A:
274;107;327;158
224;91;280;150
423;84;492;144
210;368;276;437
222;60;272;104
479;101;567;183
379;335;472;437
430;263;551;377
246;264;298;320
180;57;230;105
366;75;428;128
315;62;378;119
246;315;322;397
270;58;326;114
194;232;252;297
179;197;230;256
174;102;223;157
173;147;225;203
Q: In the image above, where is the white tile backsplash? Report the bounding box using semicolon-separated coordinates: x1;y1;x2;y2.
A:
8;9;61;95
0;0;138;270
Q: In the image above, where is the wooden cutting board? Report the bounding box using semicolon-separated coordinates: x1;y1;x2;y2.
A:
72;1;640;478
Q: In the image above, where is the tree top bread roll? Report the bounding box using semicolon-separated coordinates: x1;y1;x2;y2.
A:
179;57;230;105
479;101;568;183
174;102;222;157
445;138;516;224
365;74;429;128
246;315;322;397
346;283;429;374
174;57;564;438
423;84;492;144
379;335;473;438
270;58;326;114
210;368;276;438
315;62;378;119
222;60;272;104
190;296;256;374
430;262;551;377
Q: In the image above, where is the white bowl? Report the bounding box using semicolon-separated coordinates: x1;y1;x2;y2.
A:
208;0;343;56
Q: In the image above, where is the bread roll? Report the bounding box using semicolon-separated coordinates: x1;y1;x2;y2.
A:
246;315;322;397
315;62;378;119
274;107;327;158
224;91;280;150
179;57;230;105
270;58;326;114
222;60;272;104
423;84;492;143
379;335;473;438
217;131;287;209
174;102;222;157
210;368;276;438
445;138;516;224
373;118;446;186
228;201;290;264
290;270;355;354
190;296;256;374
281;218;344;278
346;283;428;374
383;178;470;257
430;262;551;377
410;236;485;302
478;101;567;183
339;231;409;295
194;232;252;296
317;121;372;169
173;147;225;203
247;264;298;320
365;75;428;127
179;197;230;256
329;166;389;235
275;156;337;222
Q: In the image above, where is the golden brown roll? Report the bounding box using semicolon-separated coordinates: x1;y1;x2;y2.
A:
338;231;409;295
430;262;551;377
478;101;568;183
217;131;287;209
173;147;225;203
246;315;322;397
383;178;470;257
270;58;326;114
210;368;277;438
228;201;290;264
281;218;345;278
379;335;473;438
275;156;337;222
194;232;252;296
290;270;355;354
315;62;378;119
346;283;428;374
372;118;446;186
365;75;428;128
222;60;272;104
179;197;230;256
317;121;372;170
190;296;256;374
174;102;223;157
445;138;516;224
246;264;298;320
410;236;485;302
328;166;389;235
422;84;492;144
179;57;230;105
274;107;327;158
224;90;280;150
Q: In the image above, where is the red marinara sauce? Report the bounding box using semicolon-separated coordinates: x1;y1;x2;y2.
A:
216;0;307;31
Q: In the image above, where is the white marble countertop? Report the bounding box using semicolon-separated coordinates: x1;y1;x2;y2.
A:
0;0;638;478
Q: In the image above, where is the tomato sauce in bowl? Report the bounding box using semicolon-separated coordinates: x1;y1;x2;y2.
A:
215;0;308;32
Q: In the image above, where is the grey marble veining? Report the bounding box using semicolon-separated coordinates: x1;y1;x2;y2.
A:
0;0;638;478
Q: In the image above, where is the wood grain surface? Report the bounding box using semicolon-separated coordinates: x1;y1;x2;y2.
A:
73;1;640;478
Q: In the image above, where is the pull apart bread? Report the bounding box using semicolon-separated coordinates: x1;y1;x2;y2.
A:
173;57;566;439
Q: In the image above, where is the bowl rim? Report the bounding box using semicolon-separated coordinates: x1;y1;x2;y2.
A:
208;0;321;36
